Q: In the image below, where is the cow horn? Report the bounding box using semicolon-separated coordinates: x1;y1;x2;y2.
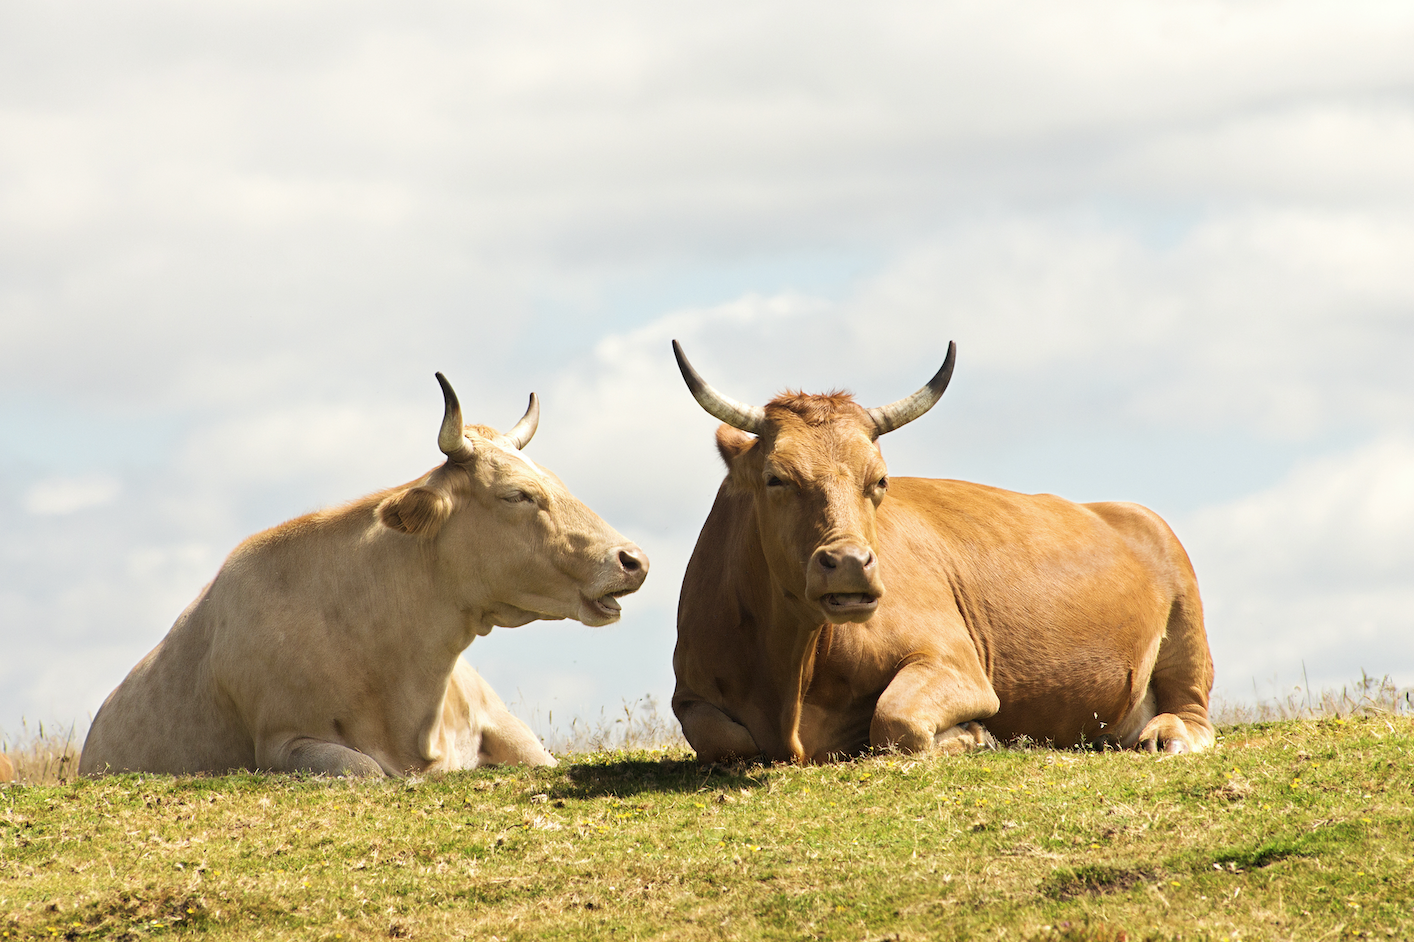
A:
504;393;539;450
672;340;766;435
865;341;957;437
435;372;475;463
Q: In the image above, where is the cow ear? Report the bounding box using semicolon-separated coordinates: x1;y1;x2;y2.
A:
377;486;453;537
715;425;756;470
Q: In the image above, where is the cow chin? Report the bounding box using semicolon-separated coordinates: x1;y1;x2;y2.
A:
577;592;627;627
819;593;879;624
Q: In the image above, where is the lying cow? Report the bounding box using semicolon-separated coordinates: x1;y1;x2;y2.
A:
80;374;648;777
670;340;1213;763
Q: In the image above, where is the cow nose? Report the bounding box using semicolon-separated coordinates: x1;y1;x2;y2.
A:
616;544;650;584
813;545;875;575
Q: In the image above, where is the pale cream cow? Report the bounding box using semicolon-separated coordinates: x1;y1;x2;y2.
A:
80;374;648;776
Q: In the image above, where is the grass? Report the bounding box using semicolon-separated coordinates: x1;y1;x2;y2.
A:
2;710;1412;941
0;720;80;788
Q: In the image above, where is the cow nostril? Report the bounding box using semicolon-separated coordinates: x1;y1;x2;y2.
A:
864;551;876;569
818;553;838;570
619;548;645;573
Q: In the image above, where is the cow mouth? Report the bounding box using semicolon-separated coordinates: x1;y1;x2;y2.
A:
822;593;878;616
584;591;628;621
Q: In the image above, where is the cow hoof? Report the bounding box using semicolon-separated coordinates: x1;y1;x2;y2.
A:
934;721;997;755
1139;736;1189;755
1136;712;1210;756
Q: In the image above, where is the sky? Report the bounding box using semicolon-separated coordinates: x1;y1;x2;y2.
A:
3;1;1413;745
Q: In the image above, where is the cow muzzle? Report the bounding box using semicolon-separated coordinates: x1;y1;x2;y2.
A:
579;543;650;625
806;542;883;623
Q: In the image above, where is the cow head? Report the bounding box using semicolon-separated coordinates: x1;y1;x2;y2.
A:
674;340;955;626
377;373;648;630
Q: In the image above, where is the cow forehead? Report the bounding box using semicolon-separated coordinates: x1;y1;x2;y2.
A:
485;438;544;478
767;421;883;479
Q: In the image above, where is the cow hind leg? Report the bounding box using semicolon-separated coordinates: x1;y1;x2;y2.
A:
285;739;386;777
1109;689;1193;754
1120;593;1216;755
1137;714;1201;754
476;712;557;767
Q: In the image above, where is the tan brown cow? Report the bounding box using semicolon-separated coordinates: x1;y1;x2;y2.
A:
79;374;648;777
0;750;13;783
670;340;1213;763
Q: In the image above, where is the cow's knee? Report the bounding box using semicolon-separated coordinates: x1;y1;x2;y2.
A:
870;711;934;753
284;739;386;777
678;700;758;763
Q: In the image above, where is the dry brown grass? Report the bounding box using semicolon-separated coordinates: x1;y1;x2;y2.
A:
1211;671;1412;725
536;694;688;754
0;718;81;785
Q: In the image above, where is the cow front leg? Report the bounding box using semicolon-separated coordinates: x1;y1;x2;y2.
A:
476;712;557;767
870;657;1000;756
677;699;760;763
280;738;386;777
446;661;557;768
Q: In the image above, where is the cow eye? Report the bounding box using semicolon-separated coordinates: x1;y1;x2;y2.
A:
877;476;888;489
503;490;534;504
766;475;785;488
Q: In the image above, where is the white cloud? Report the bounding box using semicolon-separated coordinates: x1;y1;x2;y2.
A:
838;209;1414;440
1205;438;1414;576
1115;103;1414;202
22;475;122;516
1185;437;1414;693
178;402;431;494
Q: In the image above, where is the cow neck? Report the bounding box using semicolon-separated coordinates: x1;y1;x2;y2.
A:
761;579;830;763
363;527;472;766
737;491;828;763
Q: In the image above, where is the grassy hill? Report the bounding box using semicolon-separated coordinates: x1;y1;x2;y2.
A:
2;712;1411;941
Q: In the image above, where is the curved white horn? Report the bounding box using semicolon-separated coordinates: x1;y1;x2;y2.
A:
503;393;539;450
672;340;766;435
865;341;956;437
435;372;476;462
